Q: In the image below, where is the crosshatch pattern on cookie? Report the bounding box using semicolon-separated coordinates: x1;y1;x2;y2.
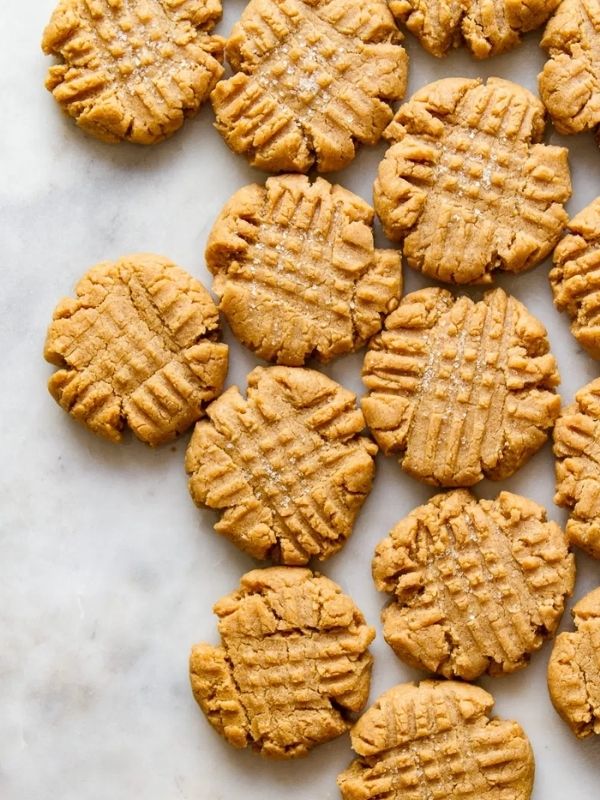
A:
362;287;561;487
206;175;401;365
375;77;571;284
373;490;575;680
42;0;225;143
190;568;375;758
211;0;408;172
186;366;377;564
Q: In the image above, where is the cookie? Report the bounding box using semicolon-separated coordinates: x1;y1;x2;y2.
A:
390;0;559;58
550;197;600;358
554;379;600;558
373;490;575;680
548;587;600;738
44;254;228;445
42;0;224;144
190;567;375;758
210;0;408;173
374;77;571;284
186;366;376;564
206;175;402;366
337;680;535;800
362;287;560;487
539;0;600;139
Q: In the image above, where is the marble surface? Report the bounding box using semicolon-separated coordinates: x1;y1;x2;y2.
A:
2;1;600;798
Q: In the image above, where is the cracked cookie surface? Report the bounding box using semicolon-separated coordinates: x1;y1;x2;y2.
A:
554;378;600;558
548;587;600;738
186;366;376;564
44;253;228;445
390;0;559;58
190;567;374;758
550;197;600;358
337;680;535;800
539;0;600;138
206;174;402;366
374;77;571;284
210;0;408;172
373;490;575;680
362;287;561;487
42;0;224;144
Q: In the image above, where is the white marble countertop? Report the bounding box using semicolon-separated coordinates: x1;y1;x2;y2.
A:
2;1;600;798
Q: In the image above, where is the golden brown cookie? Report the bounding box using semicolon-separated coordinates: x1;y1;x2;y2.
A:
554;379;600;558
390;0;559;58
374;77;571;284
210;0;408;173
190;567;375;758
42;0;224;144
206;175;402;366
548;587;600;738
550;197;600;358
539;0;600;138
337;680;535;800
373;490;575;680
186;366;376;564
44;254;228;445
362;287;561;487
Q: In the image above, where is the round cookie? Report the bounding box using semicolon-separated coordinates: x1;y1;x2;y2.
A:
210;0;408;173
42;0;225;144
337;680;535;800
186;366;377;564
190;567;375;758
554;379;600;558
206;174;402;366
390;0;559;59
44;254;228;445
539;0;600;139
550;197;600;358
362;287;560;487
373;490;575;680
548;587;600;738
374;77;571;284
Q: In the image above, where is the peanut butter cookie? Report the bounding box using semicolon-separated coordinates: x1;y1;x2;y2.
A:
539;0;600;139
362;287;561;487
554;379;600;558
337;680;535;800
373;490;575;680
44;254;228;445
210;0;408;173
374;77;571;284
390;0;559;58
186;366;376;564
206;175;402;366
42;0;224;144
550;197;600;358
548;587;600;738
190;567;374;758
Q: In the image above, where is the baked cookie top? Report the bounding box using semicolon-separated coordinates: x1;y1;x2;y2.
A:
554;378;600;558
362;287;560;487
206;174;402;365
210;0;408;173
374;77;571;284
550;197;600;358
190;567;374;758
338;680;535;800
186;366;377;564
548;587;600;738
539;0;600;137
390;0;559;58
42;0;224;144
373;490;575;680
44;254;228;445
